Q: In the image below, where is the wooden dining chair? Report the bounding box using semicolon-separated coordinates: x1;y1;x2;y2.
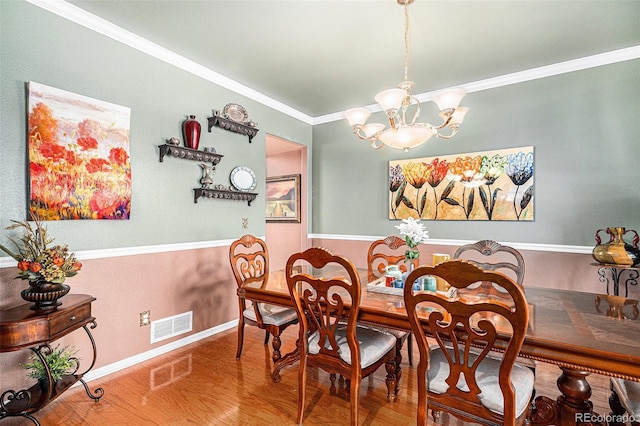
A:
367;235;418;278
609;378;640;426
229;235;298;363
286;247;399;425
403;260;535;426
453;239;536;376
367;235;417;368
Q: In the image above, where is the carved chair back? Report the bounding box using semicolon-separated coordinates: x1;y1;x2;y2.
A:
286;247;361;371
367;235;418;278
229;235;269;326
453;239;525;286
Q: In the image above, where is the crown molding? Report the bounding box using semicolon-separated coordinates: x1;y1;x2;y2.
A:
24;0;314;125
315;46;640;125
26;1;639;128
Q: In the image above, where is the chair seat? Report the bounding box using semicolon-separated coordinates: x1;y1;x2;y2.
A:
308;325;397;368
428;346;535;418
243;303;298;326
611;378;640;416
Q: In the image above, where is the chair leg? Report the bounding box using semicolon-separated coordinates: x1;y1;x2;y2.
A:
431;409;442;424
394;341;403;396
608;384;628;426
271;331;282;363
384;357;397;402
236;316;245;359
264;330;270;344
349;374;361;426
407;333;413;366
394;346;402;395
297;355;307;425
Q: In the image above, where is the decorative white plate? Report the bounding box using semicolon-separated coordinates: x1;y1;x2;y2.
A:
223;103;249;124
230;166;257;192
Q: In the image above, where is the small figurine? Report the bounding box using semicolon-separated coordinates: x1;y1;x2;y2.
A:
199;163;215;189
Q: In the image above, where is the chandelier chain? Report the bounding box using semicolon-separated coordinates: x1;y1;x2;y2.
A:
403;2;410;82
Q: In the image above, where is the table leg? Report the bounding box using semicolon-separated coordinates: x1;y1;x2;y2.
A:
530;367;605;426
271;347;300;383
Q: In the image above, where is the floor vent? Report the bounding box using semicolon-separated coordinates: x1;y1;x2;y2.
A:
150;311;193;344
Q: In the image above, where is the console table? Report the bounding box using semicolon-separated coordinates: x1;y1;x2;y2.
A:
0;294;104;425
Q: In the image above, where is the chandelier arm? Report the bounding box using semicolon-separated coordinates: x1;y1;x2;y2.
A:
435;125;460;140
353;125;385;146
430;109;455;130
352;126;370;141
405;96;421;125
371;139;385;149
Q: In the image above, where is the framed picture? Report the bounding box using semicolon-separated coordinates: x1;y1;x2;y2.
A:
27;81;132;220
266;174;301;223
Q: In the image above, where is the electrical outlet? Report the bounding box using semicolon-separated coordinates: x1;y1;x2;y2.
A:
140;310;151;327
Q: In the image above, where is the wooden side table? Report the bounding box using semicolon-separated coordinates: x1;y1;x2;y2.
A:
0;294;103;425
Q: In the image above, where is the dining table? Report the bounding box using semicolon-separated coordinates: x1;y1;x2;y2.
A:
242;267;640;426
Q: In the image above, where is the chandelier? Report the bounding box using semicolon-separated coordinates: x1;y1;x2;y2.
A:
344;0;468;151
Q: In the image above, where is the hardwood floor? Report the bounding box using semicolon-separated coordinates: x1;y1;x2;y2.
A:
4;327;615;425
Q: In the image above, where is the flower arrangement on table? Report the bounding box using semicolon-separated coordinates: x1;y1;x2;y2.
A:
0;216;82;285
395;217;429;264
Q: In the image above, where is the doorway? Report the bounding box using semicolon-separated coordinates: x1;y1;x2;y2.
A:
265;134;308;271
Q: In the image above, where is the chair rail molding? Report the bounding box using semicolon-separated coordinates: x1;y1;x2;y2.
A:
0;234;590;268
307;234;593;255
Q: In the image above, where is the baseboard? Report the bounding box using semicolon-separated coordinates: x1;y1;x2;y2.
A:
82;319;237;383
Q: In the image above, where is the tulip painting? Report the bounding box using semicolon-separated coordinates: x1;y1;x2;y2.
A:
27;82;131;220
389;146;534;221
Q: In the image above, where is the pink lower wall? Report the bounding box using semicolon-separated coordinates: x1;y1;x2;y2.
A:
1;246;237;385
310;238;625;296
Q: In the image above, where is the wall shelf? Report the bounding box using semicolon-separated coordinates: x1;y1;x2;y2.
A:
194;187;258;206
207;115;259;143
158;143;257;206
158;144;222;164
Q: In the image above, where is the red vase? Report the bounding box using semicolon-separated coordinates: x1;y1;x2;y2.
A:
182;115;201;150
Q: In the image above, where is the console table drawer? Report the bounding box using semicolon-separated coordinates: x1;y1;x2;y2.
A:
49;303;91;336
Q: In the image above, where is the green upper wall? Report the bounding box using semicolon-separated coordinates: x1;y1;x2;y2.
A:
312;60;640;246
0;1;311;251
1;1;639;252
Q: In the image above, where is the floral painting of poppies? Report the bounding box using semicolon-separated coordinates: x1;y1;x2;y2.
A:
27;82;131;220
389;146;534;221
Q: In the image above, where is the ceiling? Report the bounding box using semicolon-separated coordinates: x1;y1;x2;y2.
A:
64;0;639;120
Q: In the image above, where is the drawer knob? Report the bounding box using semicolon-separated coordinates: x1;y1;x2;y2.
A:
70;316;76;321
